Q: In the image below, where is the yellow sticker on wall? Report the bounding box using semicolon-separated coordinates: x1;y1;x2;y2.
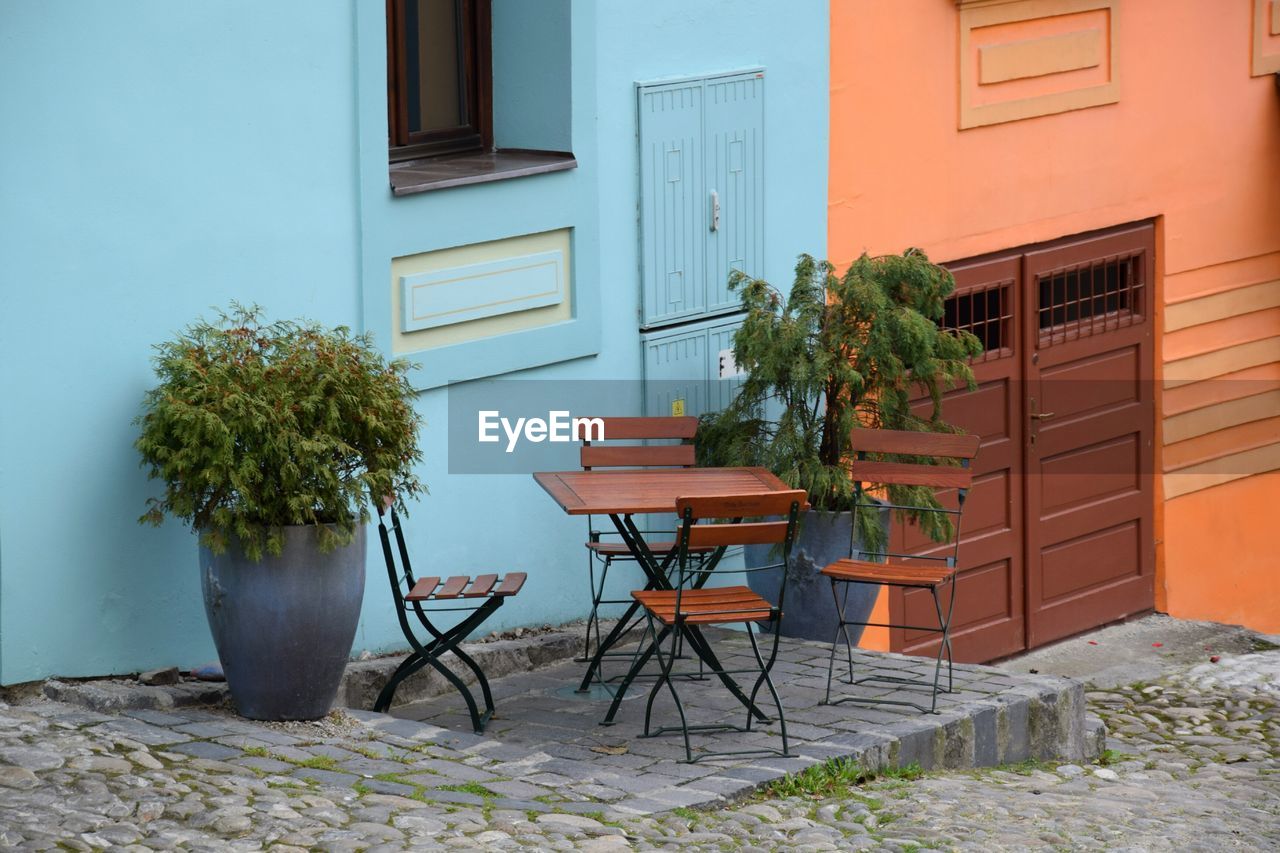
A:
671;398;685;417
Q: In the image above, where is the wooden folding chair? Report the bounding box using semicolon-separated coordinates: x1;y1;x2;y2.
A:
373;500;526;733
820;429;981;713
576;416;713;683
626;490;805;763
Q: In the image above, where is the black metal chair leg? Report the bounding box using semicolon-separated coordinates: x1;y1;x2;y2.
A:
944;575;958;691
822;577;860;705
374;650;432;713
679;625;771;723
602;624;671;725
375;614;459;713
578;599;644;692
641;619;693;762
421;652;488;734
746;622;789;757
415;599;502;714
929;586;947;713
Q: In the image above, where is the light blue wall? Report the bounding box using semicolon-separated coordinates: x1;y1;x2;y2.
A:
0;0;828;683
0;2;363;684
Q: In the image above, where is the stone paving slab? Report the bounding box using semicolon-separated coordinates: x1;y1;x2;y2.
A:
0;643;1275;849
385;629;1093;815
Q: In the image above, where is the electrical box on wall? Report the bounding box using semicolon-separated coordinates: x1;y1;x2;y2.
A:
637;70;764;329
642;314;746;420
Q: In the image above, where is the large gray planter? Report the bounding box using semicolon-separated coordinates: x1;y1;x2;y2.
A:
746;506;889;644
200;525;366;721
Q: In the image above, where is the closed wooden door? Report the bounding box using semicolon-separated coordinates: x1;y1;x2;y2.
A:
1021;224;1156;647
891;223;1156;661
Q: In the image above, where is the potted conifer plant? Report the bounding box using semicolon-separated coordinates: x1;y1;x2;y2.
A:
698;252;982;643
136;304;423;720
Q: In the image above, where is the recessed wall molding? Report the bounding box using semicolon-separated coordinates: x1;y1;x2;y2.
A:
400;250;564;333
391;229;573;358
1252;0;1280;76
959;0;1118;129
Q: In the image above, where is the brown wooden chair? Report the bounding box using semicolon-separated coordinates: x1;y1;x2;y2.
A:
374;499;526;733
575;416;714;688
625;490;805;763
820;429;981;713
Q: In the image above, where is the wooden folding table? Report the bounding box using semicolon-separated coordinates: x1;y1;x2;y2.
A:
533;466;800;724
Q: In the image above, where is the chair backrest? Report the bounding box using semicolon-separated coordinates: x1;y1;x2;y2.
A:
847;428;981;565
373;497;416;606
578;416;698;470
675;491;807;549
673;490;806;611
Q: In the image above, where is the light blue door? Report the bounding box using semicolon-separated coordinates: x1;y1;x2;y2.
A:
705;72;764;314
639;81;705;327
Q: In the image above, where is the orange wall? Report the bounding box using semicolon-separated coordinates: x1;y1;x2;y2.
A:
830;0;1280;634
1163;470;1280;632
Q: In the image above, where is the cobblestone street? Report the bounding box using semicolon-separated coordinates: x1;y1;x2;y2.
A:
0;642;1276;850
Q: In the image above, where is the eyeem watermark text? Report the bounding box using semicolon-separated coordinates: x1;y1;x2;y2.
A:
477;411;605;453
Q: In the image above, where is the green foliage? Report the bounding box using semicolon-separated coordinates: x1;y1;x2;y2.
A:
135;303;424;561
758;757;925;800
698;252;981;546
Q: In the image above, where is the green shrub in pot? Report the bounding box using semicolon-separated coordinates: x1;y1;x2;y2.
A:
697;252;982;641
135;303;423;719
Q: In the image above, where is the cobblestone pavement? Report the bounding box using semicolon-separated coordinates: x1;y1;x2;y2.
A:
0;648;1276;850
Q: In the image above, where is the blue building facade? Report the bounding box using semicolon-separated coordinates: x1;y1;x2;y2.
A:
0;1;828;685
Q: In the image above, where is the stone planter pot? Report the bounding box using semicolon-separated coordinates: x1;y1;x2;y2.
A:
199;525;366;721
746;506;889;644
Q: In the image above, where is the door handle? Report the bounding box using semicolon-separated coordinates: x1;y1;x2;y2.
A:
710;190;720;232
1031;412;1056;420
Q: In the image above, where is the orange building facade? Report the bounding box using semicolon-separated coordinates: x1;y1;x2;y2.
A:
832;1;1280;656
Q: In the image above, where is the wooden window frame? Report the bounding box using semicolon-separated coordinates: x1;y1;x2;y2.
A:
387;0;493;163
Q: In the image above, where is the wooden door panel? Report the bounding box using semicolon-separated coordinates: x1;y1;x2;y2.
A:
886;224;1156;661
902;558;1020;661
1039;520;1142;601
1037;436;1142;512
1024;223;1156;648
890;254;1026;662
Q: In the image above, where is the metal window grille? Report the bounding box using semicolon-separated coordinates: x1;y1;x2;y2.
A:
942;280;1013;363
1036;252;1144;346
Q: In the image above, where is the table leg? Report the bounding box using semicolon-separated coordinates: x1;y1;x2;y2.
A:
574;514;675;693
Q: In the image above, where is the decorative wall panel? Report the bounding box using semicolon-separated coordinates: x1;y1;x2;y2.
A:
959;0;1118;129
401;251;563;333
391;229;572;353
1252;0;1280;76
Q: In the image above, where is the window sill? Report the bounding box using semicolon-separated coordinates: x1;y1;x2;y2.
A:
390;149;577;197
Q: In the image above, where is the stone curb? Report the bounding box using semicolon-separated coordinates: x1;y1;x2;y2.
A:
337;629;583;710
339;660;1100;816
39;623;602;716
32;627;1101;817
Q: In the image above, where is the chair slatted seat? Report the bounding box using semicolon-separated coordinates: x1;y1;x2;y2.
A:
494;572;527;597
374;500;527;733
819;428;981;714
632;587;777;625
822;559;956;588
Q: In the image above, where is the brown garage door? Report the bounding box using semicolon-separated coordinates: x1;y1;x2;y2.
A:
891;223;1156;661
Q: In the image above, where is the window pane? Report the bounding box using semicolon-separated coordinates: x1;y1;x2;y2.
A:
941;280;1013;362
404;0;466;134
1037;256;1139;330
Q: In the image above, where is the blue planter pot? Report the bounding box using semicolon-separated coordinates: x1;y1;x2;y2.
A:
200;525;365;721
746;507;888;644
